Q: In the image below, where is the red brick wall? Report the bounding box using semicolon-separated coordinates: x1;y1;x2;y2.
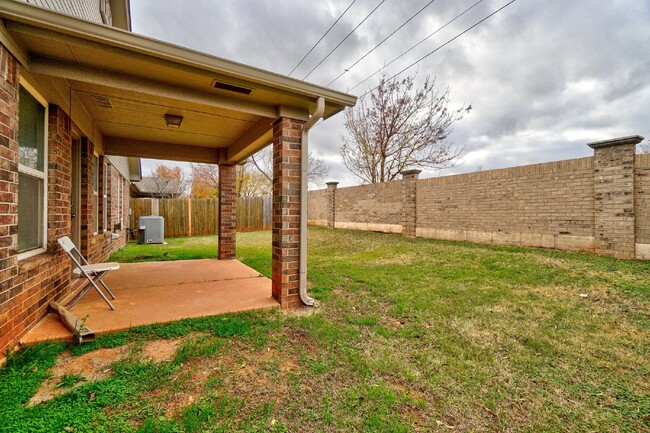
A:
88;158;128;263
0;45;131;357
0;44;21;354
0;95;73;355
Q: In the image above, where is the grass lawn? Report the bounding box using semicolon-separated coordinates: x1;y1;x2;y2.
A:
2;228;649;432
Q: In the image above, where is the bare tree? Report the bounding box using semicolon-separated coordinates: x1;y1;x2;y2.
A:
341;71;470;183
190;161;272;197
237;164;272;197
250;146;330;187
190;163;219;198
148;164;188;198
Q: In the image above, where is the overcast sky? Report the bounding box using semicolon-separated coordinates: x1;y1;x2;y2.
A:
130;0;650;187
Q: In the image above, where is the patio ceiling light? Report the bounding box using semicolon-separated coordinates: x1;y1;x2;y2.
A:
164;114;183;128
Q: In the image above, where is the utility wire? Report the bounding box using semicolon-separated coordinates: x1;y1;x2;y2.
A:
327;0;439;87
359;0;517;98
349;0;486;92
302;0;388;81
288;0;358;77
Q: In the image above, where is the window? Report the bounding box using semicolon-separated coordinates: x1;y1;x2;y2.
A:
103;161;108;232
93;155;99;234
18;84;47;257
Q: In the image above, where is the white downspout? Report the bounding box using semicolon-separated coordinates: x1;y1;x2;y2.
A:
299;96;325;306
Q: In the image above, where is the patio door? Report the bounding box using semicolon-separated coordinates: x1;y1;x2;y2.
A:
71;137;81;249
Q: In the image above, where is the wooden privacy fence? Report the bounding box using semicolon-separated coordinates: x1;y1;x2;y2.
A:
130;196;272;237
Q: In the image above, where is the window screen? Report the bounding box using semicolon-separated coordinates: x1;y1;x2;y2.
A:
18;85;46;254
18;173;43;252
18;87;45;171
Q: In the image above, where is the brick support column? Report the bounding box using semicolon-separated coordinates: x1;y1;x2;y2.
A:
401;169;421;237
218;163;236;260
272;117;304;308
588;136;642;259
326;181;338;228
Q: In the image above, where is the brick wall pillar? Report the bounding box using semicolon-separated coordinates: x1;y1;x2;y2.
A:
218;163;236;260
272;117;304;308
588;136;642;259
326;181;338;228
47;105;72;251
0;44;20;353
80;137;95;258
401;169;421;237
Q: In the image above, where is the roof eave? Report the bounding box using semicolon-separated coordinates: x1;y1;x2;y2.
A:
0;1;356;109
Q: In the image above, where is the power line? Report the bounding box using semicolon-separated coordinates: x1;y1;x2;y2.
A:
349;0;486;92
288;0;358;77
302;0;389;81
327;0;439;87
359;0;517;98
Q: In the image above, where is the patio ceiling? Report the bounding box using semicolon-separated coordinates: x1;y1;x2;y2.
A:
0;1;356;164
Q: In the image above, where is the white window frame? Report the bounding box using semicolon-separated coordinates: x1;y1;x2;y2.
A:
103;161;108;232
17;79;48;261
117;176;123;229
93;155;99;235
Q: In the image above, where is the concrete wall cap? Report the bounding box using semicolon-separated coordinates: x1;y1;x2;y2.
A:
325;181;339;186
587;135;644;149
400;169;422;176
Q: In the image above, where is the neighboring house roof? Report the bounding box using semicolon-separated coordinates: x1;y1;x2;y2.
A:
131;177;183;198
15;0;131;30
0;1;356;166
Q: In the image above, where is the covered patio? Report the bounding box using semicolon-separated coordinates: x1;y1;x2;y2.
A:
23;259;277;344
0;0;356;346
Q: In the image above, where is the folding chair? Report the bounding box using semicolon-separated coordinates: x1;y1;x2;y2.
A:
58;236;120;310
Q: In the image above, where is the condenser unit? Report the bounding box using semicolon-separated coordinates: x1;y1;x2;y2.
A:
138;216;164;244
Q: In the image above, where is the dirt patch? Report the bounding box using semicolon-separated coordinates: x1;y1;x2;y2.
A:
141;338;183;362
282;305;319;316
29;338;183;406
29;346;127;406
144;338;303;418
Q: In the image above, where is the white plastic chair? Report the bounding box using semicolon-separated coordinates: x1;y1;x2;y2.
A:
58;236;120;310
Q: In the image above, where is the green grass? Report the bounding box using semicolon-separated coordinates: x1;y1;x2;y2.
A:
2;228;649;432
56;372;86;389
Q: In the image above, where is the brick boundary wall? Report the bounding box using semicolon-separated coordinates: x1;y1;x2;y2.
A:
309;136;649;260
307;188;328;227
331;177;403;234
634;153;650;259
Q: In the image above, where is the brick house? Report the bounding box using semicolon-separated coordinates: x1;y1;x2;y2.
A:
0;0;356;357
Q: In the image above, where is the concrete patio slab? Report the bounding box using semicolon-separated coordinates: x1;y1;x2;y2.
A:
22;259;277;345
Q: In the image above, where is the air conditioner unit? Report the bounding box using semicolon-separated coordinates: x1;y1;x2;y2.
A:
138;216;164;244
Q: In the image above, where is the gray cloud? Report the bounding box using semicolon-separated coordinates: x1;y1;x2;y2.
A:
130;0;650;187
